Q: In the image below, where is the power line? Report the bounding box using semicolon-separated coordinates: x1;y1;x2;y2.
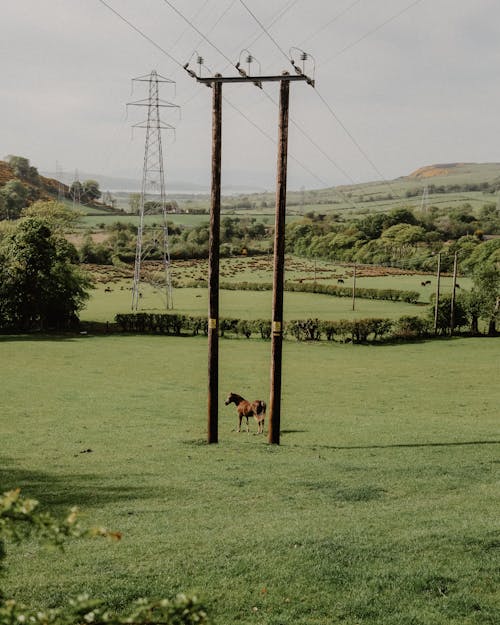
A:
238;0;290;64
320;0;425;66
238;0;412;202
97;0;184;69
313;87;403;199
297;0;363;48
160;0;235;66
168;0;211;53
97;0;338;195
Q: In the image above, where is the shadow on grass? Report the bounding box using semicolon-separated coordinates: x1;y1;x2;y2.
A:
0;462;163;512
0;334;97;343
315;440;500;451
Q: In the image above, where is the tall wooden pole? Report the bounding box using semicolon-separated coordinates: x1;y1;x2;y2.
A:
268;77;290;445
207;78;222;444
352;263;357;311
450;251;458;335
433;252;441;335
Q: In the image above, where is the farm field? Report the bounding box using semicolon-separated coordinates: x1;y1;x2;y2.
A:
79;212;278;229
80;255;470;323
82;284;424;323
0;335;499;624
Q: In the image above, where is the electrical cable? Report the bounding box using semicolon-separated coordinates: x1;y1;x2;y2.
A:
160;0;235;66
297;0;362;48
97;0;184;69
320;0;425;66
238;0;291;64
97;0;339;193
238;0;415;203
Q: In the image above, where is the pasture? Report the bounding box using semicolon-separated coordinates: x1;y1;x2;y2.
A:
80;255;470;323
1;335;499;625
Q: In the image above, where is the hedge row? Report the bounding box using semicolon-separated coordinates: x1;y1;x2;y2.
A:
114;313;431;343
182;280;420;304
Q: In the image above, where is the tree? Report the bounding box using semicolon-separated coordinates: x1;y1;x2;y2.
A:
5;154;39;183
0;217;92;330
21;200;82;230
129;192;141;214
471;264;500;335
0;180;30;220
82;179;101;202
429;293;468;335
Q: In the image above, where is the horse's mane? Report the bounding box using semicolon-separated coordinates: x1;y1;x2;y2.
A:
231;392;245;404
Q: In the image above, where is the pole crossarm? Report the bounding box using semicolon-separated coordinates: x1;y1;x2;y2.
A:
194;74;312;85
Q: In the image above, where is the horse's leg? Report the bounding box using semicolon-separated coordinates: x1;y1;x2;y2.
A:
246;416;249;433
237;413;242;432
255;415;261;434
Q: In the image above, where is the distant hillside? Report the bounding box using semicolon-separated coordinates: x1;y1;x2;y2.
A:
404;162;500;184
0;159;68;200
296;162;500;214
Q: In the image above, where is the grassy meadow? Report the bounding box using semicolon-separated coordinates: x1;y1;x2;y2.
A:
1;334;499;624
80;255;469;323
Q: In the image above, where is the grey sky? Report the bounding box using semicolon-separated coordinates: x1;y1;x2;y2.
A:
2;0;498;190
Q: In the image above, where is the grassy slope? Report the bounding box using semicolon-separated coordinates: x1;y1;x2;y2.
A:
1;336;499;625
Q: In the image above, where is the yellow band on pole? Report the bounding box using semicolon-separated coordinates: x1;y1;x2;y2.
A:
208;318;217;329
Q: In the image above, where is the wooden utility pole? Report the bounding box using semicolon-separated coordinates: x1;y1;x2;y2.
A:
450;251;458;335
189;69;312;445
207;78;222;444
352;263;357;311
433;252;442;335
268;77;290;446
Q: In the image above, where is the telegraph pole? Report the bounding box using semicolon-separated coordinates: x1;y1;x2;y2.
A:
352;263;357;311
207;78;222;444
450;251;458;335
189;65;313;445
268;77;290;445
433;252;442;335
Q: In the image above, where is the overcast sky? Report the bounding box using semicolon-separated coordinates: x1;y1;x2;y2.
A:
2;0;498;191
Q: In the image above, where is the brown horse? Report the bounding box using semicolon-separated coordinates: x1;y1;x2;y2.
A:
225;392;266;434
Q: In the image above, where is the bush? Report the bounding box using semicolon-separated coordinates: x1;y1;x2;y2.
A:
395;315;431;339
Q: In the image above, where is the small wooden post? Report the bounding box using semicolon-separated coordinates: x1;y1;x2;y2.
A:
433;252;441;335
352;263;357;311
207;78;222;444
450;251;458;335
268;77;290;445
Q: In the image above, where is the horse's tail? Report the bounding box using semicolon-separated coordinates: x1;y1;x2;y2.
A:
256;400;266;415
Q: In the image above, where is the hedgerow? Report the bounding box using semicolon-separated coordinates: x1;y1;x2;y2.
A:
113;313;429;343
181;280;420;304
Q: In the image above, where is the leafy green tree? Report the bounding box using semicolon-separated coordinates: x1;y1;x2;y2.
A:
5;154;39;183
82;179;101;202
471;264;500;335
0;180;30;220
21;200;82;230
429;293;469;335
129;192;141;213
0;217;92;330
69;180;83;202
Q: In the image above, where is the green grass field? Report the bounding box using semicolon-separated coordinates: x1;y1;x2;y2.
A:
82;283;424;323
1;335;499;624
81;254;470;323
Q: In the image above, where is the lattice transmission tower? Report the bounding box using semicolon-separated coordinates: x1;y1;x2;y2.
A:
71;169;82;210
128;70;179;311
